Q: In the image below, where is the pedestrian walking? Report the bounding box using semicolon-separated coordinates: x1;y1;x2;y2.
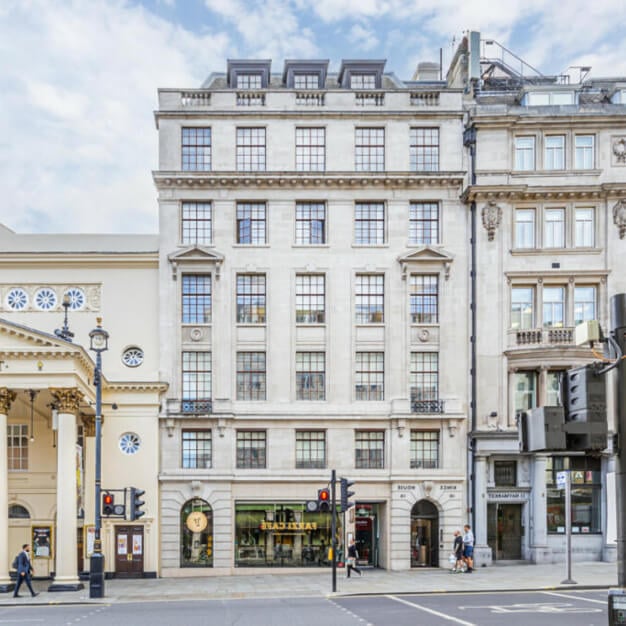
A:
451;530;465;573
346;538;362;578
13;544;38;597
462;524;474;573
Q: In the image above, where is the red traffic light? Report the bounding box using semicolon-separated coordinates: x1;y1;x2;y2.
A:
103;494;113;506
318;488;330;501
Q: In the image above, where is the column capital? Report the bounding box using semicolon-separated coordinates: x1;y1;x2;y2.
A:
50;388;84;414
81;414;95;437
0;388;16;415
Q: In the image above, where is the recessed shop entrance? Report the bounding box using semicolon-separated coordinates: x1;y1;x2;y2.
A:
411;500;439;567
354;504;379;567
487;503;523;560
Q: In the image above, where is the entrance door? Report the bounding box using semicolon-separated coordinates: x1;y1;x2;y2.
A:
487;503;523;560
354;504;378;566
410;500;439;567
114;526;144;577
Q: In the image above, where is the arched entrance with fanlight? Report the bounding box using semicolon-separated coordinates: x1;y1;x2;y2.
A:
410;499;439;567
180;499;213;568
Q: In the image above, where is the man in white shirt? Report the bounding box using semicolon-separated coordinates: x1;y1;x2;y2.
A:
462;525;474;573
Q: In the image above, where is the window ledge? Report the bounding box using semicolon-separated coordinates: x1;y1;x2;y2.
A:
351;244;389;248
291;244;330;248
232;244;270;248
511;169;602;177
510;247;601;255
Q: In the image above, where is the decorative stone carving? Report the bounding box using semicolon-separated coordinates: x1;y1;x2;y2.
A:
81;414;96;437
0;388;16;414
481;201;502;241
422;481;434;496
613;137;626;163
613;199;626;239
190;328;203;342
50;388;84;413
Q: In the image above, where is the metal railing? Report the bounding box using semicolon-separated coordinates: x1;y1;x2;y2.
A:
181;399;213;414
411;399;445;414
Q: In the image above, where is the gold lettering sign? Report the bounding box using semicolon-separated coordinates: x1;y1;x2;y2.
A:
260;521;318;531
186;511;208;533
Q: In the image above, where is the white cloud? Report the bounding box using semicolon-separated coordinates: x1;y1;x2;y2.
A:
0;0;230;234
347;23;379;52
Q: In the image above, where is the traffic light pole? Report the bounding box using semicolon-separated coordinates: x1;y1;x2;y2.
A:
331;469;337;593
612;294;626;588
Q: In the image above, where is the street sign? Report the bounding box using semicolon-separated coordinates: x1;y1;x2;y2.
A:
556;471;568;490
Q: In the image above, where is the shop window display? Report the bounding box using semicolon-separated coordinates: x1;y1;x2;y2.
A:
180;498;213;567
235;502;341;567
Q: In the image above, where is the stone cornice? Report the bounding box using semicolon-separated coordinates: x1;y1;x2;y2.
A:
463;183;626;203
107;382;169;393
0;252;157;267
153;171;465;191
471;111;626;129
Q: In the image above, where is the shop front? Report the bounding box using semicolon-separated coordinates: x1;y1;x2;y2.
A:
234;502;342;567
486;489;529;561
354;503;380;567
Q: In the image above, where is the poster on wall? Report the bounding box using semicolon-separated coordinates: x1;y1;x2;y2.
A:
32;526;52;559
132;534;143;555
117;534;128;555
85;526;95;557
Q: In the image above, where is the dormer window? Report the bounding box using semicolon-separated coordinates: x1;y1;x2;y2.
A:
294;74;320;89
237;74;262;89
524;91;575;106
350;74;376;89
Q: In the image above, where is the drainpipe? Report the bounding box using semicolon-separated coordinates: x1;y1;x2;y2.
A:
463;123;478;532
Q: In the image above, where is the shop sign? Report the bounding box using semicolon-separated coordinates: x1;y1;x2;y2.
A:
259;521;318;531
186;511;208;533
487;490;528;501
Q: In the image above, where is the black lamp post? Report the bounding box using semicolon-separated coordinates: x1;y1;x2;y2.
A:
54;294;75;342
88;318;109;599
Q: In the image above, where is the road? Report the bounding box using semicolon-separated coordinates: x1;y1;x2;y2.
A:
0;589;609;625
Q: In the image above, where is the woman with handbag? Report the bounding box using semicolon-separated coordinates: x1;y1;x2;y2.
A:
346;538;362;578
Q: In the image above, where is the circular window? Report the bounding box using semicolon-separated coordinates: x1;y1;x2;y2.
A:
34;287;58;310
6;288;28;310
122;346;144;368
64;287;86;310
119;432;141;455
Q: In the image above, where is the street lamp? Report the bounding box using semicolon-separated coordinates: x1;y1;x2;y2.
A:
88;318;109;599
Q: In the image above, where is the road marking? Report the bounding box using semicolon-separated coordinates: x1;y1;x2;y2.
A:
385;595;476;625
541;591;608;605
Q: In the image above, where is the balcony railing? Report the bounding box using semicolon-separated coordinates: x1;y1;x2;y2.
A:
237;91;266;106
181;91;211;107
181;399;213;415
513;327;574;347
295;91;325;106
410;92;440;106
355;92;385;106
411;399;445;414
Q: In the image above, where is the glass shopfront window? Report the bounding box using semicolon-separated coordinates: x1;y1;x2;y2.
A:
235;502;341;567
546;456;601;534
180;499;213;567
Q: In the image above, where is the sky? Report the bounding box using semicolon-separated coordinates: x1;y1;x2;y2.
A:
1;0;625;235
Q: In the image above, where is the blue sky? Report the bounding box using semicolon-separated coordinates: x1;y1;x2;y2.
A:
1;0;625;234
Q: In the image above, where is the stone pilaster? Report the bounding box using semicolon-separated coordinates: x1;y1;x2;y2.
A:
473;455;493;566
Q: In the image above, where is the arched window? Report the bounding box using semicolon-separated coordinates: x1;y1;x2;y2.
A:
410;499;439;568
180;498;213;568
9;504;30;519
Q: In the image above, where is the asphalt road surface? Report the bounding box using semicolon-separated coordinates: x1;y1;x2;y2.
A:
0;589;609;625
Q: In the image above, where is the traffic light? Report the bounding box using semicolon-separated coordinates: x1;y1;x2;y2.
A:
317;488;331;513
340;477;355;511
129;487;146;521
561;364;607;451
517;407;566;452
102;492;115;516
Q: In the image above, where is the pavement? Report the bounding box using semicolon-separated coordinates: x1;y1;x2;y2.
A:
1;561;618;606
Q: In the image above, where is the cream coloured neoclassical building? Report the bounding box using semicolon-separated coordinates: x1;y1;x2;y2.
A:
0;224;164;590
155;59;471;575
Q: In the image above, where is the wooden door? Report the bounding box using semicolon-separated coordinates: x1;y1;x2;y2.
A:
114;526;144;578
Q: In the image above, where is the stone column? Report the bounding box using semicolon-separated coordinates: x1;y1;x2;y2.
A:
0;388;16;592
530;453;550;563
81;416;96;573
473;454;493;566
49;388;84;591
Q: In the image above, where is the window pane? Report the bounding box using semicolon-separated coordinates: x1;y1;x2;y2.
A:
514;371;536;411
544;135;565;169
237;74;262;89
575;135;594;169
575;208;594;247
182;127;211;171
409;202;439;245
410;275;438;324
182;275;211;324
543;286;565;328
237;353;266;400
355;274;384;323
182;202;212;245
511;287;534;329
515;209;535;248
237;202;266;244
237;274;266;324
182;430;212;469
295;202;326;244
7;424;28;470
237;431;266;468
182;352;212;408
410;430;439;469
355;431;384;469
351;74;376;89
355;352;384;400
410;352;438;402
355;128;384;172
410;128;439;172
574;286;596;326
544;208;565;248
296;431;326;468
296;352;326;401
237;127;266;171
296;275;325;324
515;136;535;171
355;203;385;245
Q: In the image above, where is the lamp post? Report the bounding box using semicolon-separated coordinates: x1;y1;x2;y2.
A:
88;318;109;599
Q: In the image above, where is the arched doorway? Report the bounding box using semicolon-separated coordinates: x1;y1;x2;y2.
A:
410;500;439;567
180;498;213;568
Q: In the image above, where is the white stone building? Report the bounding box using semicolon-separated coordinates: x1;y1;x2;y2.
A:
0;225;163;590
155;59;471;574
452;33;626;564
